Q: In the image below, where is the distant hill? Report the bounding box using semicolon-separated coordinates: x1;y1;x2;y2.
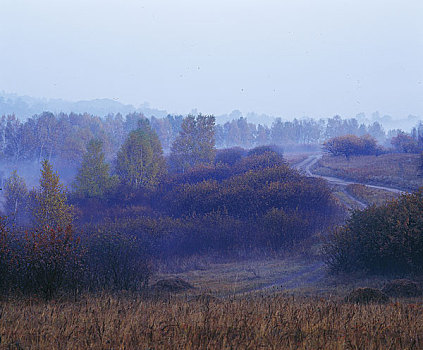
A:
1;92;419;130
0;93;277;126
0;92;168;119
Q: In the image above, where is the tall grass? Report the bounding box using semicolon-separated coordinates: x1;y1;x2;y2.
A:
1;293;422;349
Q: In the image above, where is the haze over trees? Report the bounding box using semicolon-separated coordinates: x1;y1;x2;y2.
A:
0;114;391;162
1;111;422;184
391;131;422;154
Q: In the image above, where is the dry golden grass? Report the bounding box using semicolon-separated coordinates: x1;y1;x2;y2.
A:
1;293;422;349
313;154;423;191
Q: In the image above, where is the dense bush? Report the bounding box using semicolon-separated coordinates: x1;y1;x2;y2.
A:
0;217;152;298
75;150;340;259
323;189;423;274
323;134;382;159
21;225;84;299
83;228;151;291
215;147;246;166
88;151;341;257
247;145;283;157
233;150;287;173
161;170;332;220
85;213;243;258
0;220;84;299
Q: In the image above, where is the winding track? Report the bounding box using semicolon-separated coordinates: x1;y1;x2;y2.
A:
294;154;404;210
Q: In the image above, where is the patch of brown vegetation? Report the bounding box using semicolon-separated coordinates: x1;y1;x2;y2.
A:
345;287;390;304
382;279;422;298
151;278;195;293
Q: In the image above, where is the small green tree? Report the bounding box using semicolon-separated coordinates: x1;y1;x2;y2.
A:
3;170;28;222
31;160;74;229
73;139;115;198
170;114;216;172
115;119;166;190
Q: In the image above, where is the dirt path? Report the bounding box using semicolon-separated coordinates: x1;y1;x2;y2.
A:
296;154;405;193
256;261;325;292
294;154;404;209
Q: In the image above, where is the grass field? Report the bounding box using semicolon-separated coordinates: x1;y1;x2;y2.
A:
1;291;422;349
312;153;423;191
1;256;422;349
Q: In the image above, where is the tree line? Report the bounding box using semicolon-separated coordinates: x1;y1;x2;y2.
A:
2;111;414;167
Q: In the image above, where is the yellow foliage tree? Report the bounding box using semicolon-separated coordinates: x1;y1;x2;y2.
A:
31;160;74;229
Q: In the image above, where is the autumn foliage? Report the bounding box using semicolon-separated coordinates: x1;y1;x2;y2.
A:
21;225;84;299
323;189;423;274
0;218;84;298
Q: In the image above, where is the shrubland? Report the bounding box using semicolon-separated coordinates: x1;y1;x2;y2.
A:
324;189;423;275
0;139;341;299
78;150;341;259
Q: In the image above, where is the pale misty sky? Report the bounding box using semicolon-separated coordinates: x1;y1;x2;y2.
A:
0;0;422;119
